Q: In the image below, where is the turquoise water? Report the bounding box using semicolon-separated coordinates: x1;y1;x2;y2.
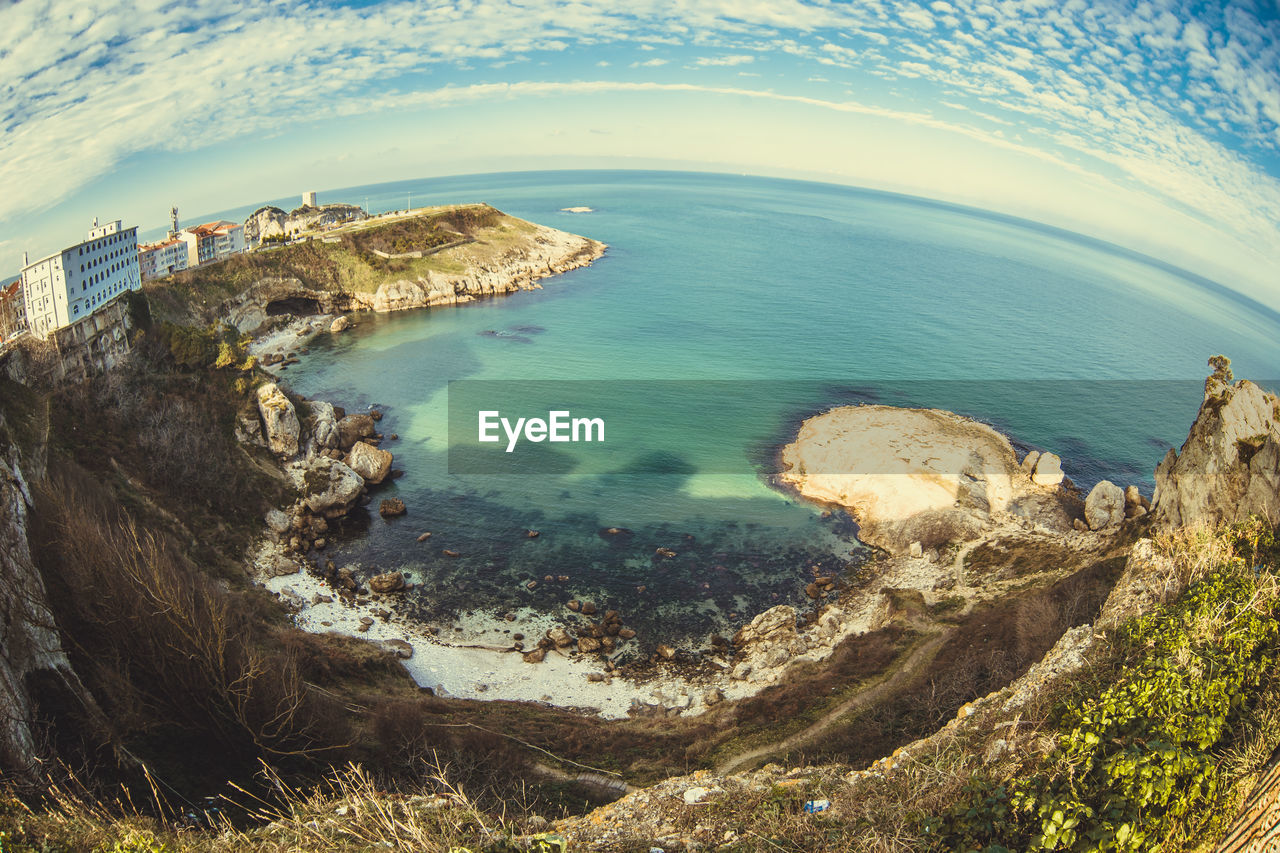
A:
278;170;1280;645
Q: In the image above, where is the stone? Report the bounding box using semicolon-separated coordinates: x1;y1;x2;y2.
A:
567;600;581;612
618;627;637;639
337;413;376;449
703;687;724;706
265;508;290;534
347;441;393;484
287;456;364;517
1085;480;1126;530
442;549;460;557
908;541;923;558
369;571;405;593
1073;517;1089;532
1020;450;1041;473
683;787;713;805
256;383;300;456
655;547;677;558
656;643;676;660
306;400;341;450
522;648;546;663
384;639;413;659
1123;485;1147;518
379;498;406;518
416;532;432;541
330;315;350;333
587;672;605;682
581;601;597;616
1031;452;1065;486
234;402;265;446
526;580;538;590
578;636;602;653
526;529;540;538
547;627;574;648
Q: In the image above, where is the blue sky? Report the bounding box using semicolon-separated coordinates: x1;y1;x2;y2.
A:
2;0;1280;304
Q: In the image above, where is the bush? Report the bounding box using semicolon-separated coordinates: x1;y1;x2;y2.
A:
934;520;1280;851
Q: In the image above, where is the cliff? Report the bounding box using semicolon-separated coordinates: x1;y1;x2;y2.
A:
1152;362;1280;530
243;203;367;244
150;205;605;333
0;432;95;780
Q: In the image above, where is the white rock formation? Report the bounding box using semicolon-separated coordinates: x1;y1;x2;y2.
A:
256;383;300;457
1085;480;1125;530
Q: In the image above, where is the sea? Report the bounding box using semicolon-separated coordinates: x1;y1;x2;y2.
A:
224;170;1280;645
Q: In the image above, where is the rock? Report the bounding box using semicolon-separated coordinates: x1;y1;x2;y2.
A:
336;566;357;591
703;687;724;706
1153;366;1280;529
567;600;581;612
256;383;300;456
548;627;574;648
804;582;821;599
1073;517;1089;532
618;627;636;639
683;787;714;805
578;636;602;653
587;672;605;682
347;441;393;484
1031;452;1065;486
731;662;753;680
234;402;265;446
337;414;376;449
359;616;374;626
369;571;405;593
1124;485;1147;518
908;541;923;558
383;639;413;659
656;643;676;660
330;316;350;333
655;547;677;558
581;601;597;616
442;549;460;557
287;456;364;517
522;648;546;663
416;532;432;541
526;529;540;538
525;580;538;590
1085;480;1126;530
306;400;341;450
379;498;406;517
265;509;290;534
1020;450;1041;473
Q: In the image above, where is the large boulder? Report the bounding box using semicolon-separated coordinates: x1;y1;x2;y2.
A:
306;400;341;450
1031;452;1064;486
287;456;363;517
346;441;393;484
1153;365;1280;530
256;383;300;457
337;414;376;449
1085;480;1125;530
369;571;405;593
234;401;265;447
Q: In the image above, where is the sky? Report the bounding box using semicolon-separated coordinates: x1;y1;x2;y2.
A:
2;0;1279;305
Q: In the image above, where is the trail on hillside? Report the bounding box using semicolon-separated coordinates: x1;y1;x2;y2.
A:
714;630;951;776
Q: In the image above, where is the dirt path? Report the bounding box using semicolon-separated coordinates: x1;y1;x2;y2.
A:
715;630;951;776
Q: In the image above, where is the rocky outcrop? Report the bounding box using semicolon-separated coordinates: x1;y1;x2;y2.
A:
287;456;363;517
256;383;300;457
1152;364;1280;530
730;605;802;681
0;444;93;780
346;441;392;484
244;203;367;244
305;400;341;451
337;414;376;450
1085;480;1125;530
779;406;1077;554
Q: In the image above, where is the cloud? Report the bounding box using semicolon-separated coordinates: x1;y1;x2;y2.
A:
1;0;1279;297
694;54;755;66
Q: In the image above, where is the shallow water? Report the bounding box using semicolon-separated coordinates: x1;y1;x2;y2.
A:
276;170;1280;648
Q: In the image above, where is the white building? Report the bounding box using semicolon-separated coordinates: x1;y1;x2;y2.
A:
22;219;140;337
178;220;245;267
302;190;317;207
138;237;189;281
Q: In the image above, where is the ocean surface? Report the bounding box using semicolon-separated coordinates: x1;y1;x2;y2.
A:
269;170;1280;646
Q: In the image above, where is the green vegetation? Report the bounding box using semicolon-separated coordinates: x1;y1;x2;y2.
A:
934;519;1280;851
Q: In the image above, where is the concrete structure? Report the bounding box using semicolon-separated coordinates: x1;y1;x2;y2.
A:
302;190;317;207
0;280;25;341
138;237;189;281
21;219;140;337
178;220;246;267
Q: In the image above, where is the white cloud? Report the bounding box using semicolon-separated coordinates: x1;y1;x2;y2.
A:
631;58;669;67
695;54;755;66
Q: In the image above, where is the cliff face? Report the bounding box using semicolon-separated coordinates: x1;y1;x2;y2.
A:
226;220;605;333
1152;372;1280;530
0;440;80;779
244;203;368;244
